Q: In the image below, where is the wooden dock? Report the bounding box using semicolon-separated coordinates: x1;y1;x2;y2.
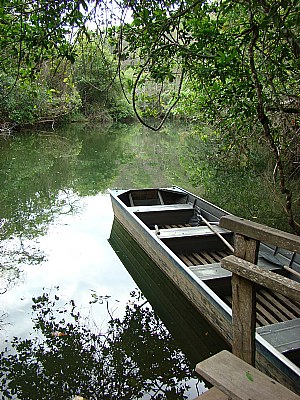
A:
194;350;300;400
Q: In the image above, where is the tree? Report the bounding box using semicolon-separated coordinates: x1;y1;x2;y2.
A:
0;0;91;79
71;31;133;122
1;0;299;230
0;0;91;129
112;0;300;233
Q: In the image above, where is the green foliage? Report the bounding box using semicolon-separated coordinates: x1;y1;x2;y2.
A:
0;288;195;398
119;0;299;139
0;0;89;78
71;31;133;122
0;66;82;126
116;0;300;229
0;1;133;128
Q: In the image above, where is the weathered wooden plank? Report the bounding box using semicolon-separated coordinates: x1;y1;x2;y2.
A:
232;235;258;365
256;300;280;324
184;254;200;265
212;252;223;262
255;308;271;326
222;255;300;302
195;350;300;400
192;252;209;264
178;254;194;266
273;292;300;317
201;251;217;264
220;215;300;253
256;292;289;321
234;233;259;262
231;274;256;365
194;387;228;399
130;203;193;213
156;225;230;239
218;251;229;258
259;290;296;319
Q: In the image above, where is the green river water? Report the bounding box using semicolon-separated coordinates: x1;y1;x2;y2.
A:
0;122;227;399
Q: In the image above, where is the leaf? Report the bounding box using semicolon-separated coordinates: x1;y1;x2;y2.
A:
51;331;67;337
245;370;254;382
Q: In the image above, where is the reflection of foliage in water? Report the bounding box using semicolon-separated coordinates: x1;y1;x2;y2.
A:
0;125;129;290
0;134;83;239
0;123;191;292
0;133;84;281
0;288;197;399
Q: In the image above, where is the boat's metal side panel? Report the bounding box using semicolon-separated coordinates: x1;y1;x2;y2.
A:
256;336;300;394
174;185;231;220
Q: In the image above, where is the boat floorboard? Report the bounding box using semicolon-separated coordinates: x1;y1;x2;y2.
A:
225;290;300;328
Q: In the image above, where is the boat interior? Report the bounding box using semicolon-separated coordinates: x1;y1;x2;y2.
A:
117;188;300;366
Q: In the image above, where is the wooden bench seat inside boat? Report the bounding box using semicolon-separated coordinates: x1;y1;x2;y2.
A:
131;203;195;226
190;263;231;280
158;225;233;253
130;203;193;213
156;225;230;239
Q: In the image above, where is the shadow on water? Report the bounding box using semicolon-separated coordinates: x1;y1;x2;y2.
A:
108;217;229;367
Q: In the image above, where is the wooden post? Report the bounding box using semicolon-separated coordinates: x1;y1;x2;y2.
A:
231;234;259;365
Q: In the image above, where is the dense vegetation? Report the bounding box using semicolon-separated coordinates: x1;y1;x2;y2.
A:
0;1;133;130
0;0;299;232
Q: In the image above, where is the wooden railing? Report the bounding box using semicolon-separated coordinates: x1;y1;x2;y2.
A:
219;215;300;365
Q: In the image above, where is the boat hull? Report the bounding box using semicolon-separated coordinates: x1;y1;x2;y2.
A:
109;187;300;394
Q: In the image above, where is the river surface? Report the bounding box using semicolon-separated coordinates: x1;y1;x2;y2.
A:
0;122;223;399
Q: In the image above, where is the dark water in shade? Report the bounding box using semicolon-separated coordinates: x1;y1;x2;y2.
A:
0;122;222;399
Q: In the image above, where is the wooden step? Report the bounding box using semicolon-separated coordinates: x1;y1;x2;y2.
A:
195;350;300;400
193;387;228;399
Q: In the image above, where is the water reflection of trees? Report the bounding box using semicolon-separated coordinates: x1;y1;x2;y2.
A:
0;288;199;399
0;126;131;291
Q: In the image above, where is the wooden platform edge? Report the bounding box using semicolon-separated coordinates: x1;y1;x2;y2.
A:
193;387;228;399
195;350;300;400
